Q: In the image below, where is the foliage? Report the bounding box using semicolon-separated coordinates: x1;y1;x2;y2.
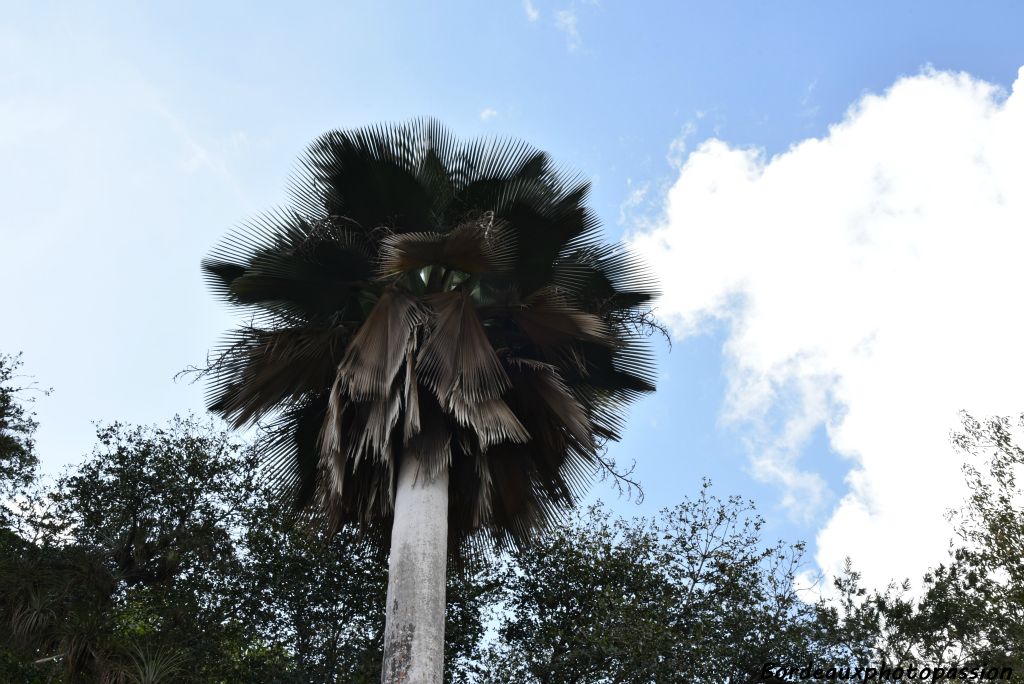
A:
818;412;1024;681
951;412;1024;672
4;351;1023;681
235;491;497;682
199;119;658;553
0;416;282;682
0;413;495;682
0;352;46;529
484;480;831;683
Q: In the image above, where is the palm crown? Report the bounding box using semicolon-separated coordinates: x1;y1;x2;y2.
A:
202;119;656;553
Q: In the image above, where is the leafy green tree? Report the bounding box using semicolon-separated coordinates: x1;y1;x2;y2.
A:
484;480;831;683
948;412;1024;673
1;411;497;682
200;119;657;681
235;490;497;683
0;352;46;530
0;416;292;682
484;505;674;682
819;412;1024;682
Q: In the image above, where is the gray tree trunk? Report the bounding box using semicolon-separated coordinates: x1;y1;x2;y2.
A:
380;456;449;683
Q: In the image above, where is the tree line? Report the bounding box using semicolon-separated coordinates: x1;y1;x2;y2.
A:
1;352;1021;682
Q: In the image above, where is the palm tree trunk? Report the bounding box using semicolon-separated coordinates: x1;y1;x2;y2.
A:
381;456;449;683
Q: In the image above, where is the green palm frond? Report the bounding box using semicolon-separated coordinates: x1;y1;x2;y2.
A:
202;118;657;553
123;643;186;684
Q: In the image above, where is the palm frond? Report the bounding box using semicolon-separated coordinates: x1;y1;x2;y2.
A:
202;118;660;555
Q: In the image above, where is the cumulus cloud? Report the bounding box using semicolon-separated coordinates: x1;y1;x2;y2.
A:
630;67;1024;591
479;107;498;121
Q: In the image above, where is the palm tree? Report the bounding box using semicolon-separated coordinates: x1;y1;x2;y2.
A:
201;119;656;683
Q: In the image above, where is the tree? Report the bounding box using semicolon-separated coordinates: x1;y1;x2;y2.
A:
0;416;286;682
484;505;675;682
0;412;498;682
236;486;498;683
200;119;657;681
0;352;45;530
820;412;1024;681
948;412;1024;673
484;481;833;683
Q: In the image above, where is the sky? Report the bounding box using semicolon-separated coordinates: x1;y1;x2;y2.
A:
3;0;1024;595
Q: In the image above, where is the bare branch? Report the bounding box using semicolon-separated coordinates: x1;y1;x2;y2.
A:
593;437;644;504
174;317;263;385
612;306;672;351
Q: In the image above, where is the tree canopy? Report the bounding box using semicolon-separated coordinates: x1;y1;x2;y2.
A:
0;416;494;682
3;354;1022;681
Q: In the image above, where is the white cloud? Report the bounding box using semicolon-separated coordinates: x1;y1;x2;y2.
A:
618;178;650;225
523;0;540;22
554;8;581;52
479;107;498;121
630;66;1024;592
667;120;698;169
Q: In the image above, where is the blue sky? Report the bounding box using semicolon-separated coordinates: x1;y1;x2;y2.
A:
4;1;1024;591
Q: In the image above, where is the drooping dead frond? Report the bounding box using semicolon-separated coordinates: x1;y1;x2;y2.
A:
335;287;424;401
418;291;510;407
207;325;352;429
318;288;424;511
